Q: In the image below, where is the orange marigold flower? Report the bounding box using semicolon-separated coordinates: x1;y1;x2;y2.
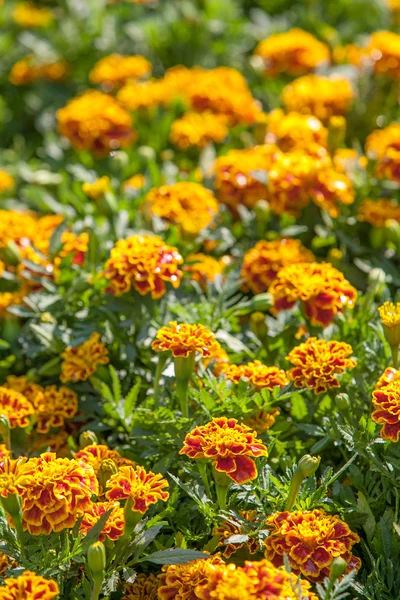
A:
0;386;34;428
372;379;400;441
15;452;98;535
366;124;400;182
169;111;228;150
60;332;109;383
310;168;354;218
54;231;89;267
333;148;367;174
145;182;219;236
9;56;68;86
365;31;400;79
89;54;151;89
269;262;357;327
152;321;221;359
358;199;400;227
222;361;288;390
265;109;328;152
105;234;182;298
0;210;37;249
74;444;135;476
122;573;159;600
332;44;366;67
213;510;263;558
0;171;14;194
57;90;136;156
158;555;224;600
117;79;169;111
184;253;228;288
79;500;125;541
0;572;59;600
105;465;169;513
281;75;354;123
0;445;9;460
0;457;28;498
245;408;280;434
0;551;17;576
286;337;356;395
82;176;111;200
123;174;145;191
268;151;316;216
376;367;400;389
12;3;53;28
179;417;268;484
264;509;361;582
241;239;314;294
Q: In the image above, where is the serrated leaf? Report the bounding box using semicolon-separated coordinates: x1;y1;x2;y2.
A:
290;394;308;421
125;378;141;417
138;548;209;565
224;534;249;545
109;365;122;402
134;524;164;557
80;508;113;550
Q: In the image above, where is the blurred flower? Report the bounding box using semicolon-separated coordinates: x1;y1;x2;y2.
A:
57;90;136;156
74;444;135;477
12;3;53;28
365;31;400;79
245;408;280;434
222;361;288;390
82;176;111;200
264;509;361;582
60;332;109;383
89;54;151;90
169;111;228;149
104;234;183;298
379;301;400;348
152;321;221;359
265;109;328;152
310;168;354;217
105;465;169;513
56;231;89;267
0;445;9;460
286;337;356;394
332;44;366;67
122;574;159;600
0;288;29;319
0;210;37;249
184;253;228;288
79;500;125;541
179;417;268;484
0;387;34;428
0;572;59;600
267;151;315;216
158;556;224;600
241;239;314;294
0;552;16;576
281;75;354;123
372;379;400;441
118;79;169;110
213;510;262;558
9;56;68;85
254;28;330;77
123;174;145;190
366;124;400;182
376;367;400;389
269;262;357;327
0;171;14;194
358;199;400;227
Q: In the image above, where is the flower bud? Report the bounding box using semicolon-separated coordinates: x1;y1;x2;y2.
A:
254;200;271;224
335;393;350;411
297;454;320;477
88;541;106;576
1;493;21;518
99;458;118;491
330;556;348;582
250;312;268;342
379;301;400;348
79;430;98;449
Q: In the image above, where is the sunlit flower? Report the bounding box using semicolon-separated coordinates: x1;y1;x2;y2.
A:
74;444;135;477
365;31;400;79
0;552;16;576
152;321;221;359
310;168;354;217
57;90;136;156
222;361;288;390
0;572;59;600
242;239;314;294
122;573;159;600
264;509;361;582
213;510;263;558
0;171;15;194
79;500;125;541
0;386;34;428
0;210;37;249
372;379;400;441
145;182;219;236
54;231;89;268
358;199;400;227
117;79;169;111
265;109;328;152
12;3;53;28
104;234;183;298
379;301;400;329
0;445;9;460
9;56;68;85
366;124;400;182
267;151;316;216
332;44;366;67
169;111;228;149
60;332;109;383
105;465;169;513
245;409;280;434
0;457;28;498
180;417;268;484
82;176;111;200
376;367;400;389
158;555;224;600
286;337;356;394
184;253;228;288
333;148;367;174
281;75;354;123
89;54;151;89
269;262;357;327
123;174;145;191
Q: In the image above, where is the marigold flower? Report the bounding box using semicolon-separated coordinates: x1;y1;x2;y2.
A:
0;552;16;576
158;555;224;600
89;54;151;89
265;109;328;152
379;301;400;348
0;387;34;429
82;177;111;200
170;111;228;149
269;262;357;327
74;444;135;477
104;234;183;298
122;574;159;600
0;288;29;319
222;361;288;390
55;231;89;268
180;417;268;484
366;124;400;182
0;457;28;498
57;90;136;156
117;79;169;111
242;239;314;294
286;337;356;395
145;182;219;236
365;31;400;79
9;56;68;85
152;321;221;359
264;509;361;582
12;3;53;28
358;199;400;227
184;253;228;288
105;465;169;513
213;510;263;558
0;210;37;249
60;332;109;383
79;501;125;541
0;572;59;600
0;171;14;194
123;174;145;190
268;151;316;216
0;445;9;460
372;379;400;441
281;75;354;123
376;367;400;389
245;408;280;434
310;168;354;217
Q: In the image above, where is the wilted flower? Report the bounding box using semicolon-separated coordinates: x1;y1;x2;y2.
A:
152;321;221;359
265;109;328;152
222;361;288;390
358;199;400;227
184;253;228;288
213;510;263;558
89;54;151;89
0;572;59;600
105;465;169;513
264;509;361;582
170;111;228;149
366;124;400;182
12;3;53;28
372;379;400;441
158;555;224;600
82;177;111;200
60;332;109;383
9;56;68;85
0;171;14;194
122;573;159;600
79;501;125;541
0;387;34;429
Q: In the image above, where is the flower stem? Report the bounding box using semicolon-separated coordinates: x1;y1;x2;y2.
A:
285;470;304;511
176;378;190;418
197;462;212;498
215;483;229;511
13;514;26;558
90;580;102;600
391;344;399;369
153;353;167;407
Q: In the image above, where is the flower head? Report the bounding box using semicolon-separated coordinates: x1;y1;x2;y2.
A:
184;253;228;288
104;234;183;298
158;555;224;600
105;465;169;513
123;174;145;191
286;337;356;394
0;171;14;194
372;380;400;441
265;109;328;152
264;509;361;582
9;56;68;85
254;28;330;77
379;301;400;347
365;31;400;79
13;3;53;28
82;177;111;200
242;239;314;294
122;574;159;600
0;457;28;498
213;510;263;558
179;417;268;484
0;572;59;600
89;54;151;89
74;444;135;477
245;409;280;434
0;386;34;428
267;151;316;216
169;111;228;149
60;332;109;383
358;199;400;227
222;361;288;390
79;501;125;541
152;321;221;359
310;168;354;217
376;367;400;389
57;90;136;156
366;124;400;182
269;262;357;327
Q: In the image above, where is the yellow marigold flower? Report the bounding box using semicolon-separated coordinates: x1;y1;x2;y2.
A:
0;572;59;600
122;573;159;600
268;151;316;216
379;301;400;348
9;56;68;85
104;234;183;298
169;111;228;149
269;262;357;327
55;231;89;267
145;182;219;236
0;457;28;498
264;509;361;582
281;75;354;123
389;0;400;13
213;510;263;558
123;174;145;190
184;253;228;288
152;321;221;359
79;500;125;541
89;54;151;89
82;176;110;200
74;444;135;477
12;3;53;28
180;417;268;484
0;171;14;194
60;332;109;383
57;90;136;156
0;445;9;460
15;452;98;535
105;465;169;513
333;148;367;174
0;551;17;576
358;198;400;227
332;44;366;67
366;124;400;182
117;79;170;111
376;367;400;389
245;408;280;434
364;31;400;78
0;386;34;428
311;168;355;218
0;210;37;249
265;109;328;152
254;28;330;77
286;337;356;395
372;379;400;441
242;238;314;294
222;361;288;390
158;555;224;600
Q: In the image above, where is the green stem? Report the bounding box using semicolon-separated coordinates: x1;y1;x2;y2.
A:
215;484;229;511
285;470;305;511
176;378;190;418
90;579;102;600
13;514;26;558
197;462;212;498
153;353;167;407
391;344;399;369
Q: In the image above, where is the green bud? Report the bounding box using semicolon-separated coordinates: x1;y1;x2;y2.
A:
99;458;118;491
335;393;350;411
250;312;268;341
297;454;320;477
88;541;106;576
330;557;348;581
79;431;98;449
0;241;21;267
279;455;292;472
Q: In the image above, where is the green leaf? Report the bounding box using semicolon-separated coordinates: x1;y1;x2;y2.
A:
109;365;122;402
138;548;209;565
80;508;113;551
290;394;308;421
125;378;141;417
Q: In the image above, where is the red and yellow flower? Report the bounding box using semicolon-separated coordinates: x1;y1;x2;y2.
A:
358;199;400;227
169;111;228;150
366;123;400;182
152;321;221;359
222;361;288;390
372;379;400;441
89;54;151;89
0;572;59;600
60;332;109;383
310;168;354;218
79;500;125;541
105;465;169;513
158;555;224;600
376;367;400;389
267;151;316;216
0;386;34;429
122;574;159;600
244;409;280;434
184;253;229;288
265;109;328;152
213;510;263;558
